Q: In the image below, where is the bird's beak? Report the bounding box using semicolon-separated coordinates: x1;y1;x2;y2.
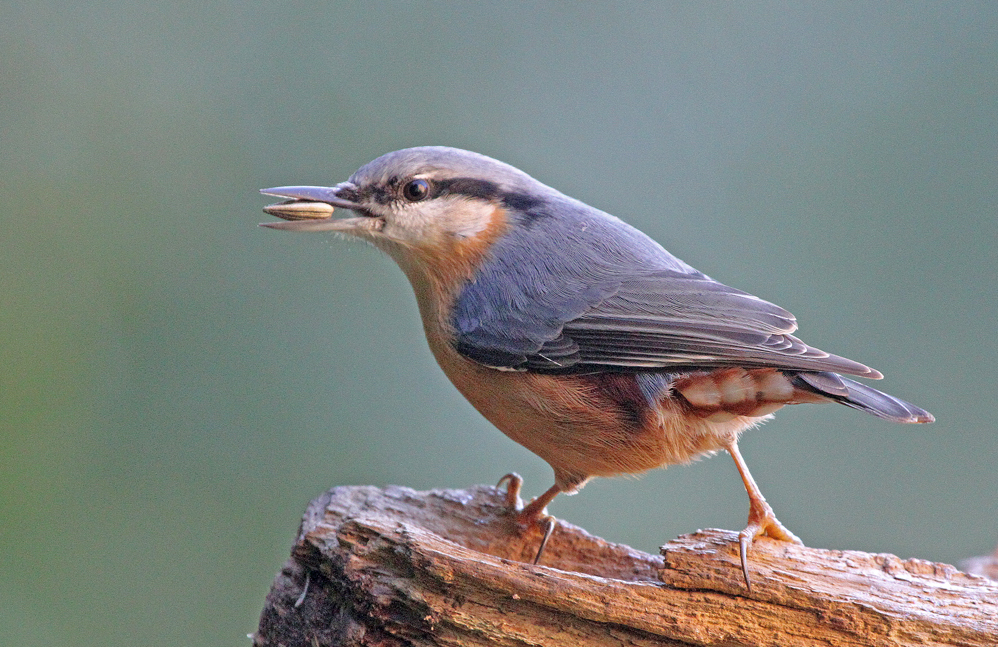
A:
259;184;369;232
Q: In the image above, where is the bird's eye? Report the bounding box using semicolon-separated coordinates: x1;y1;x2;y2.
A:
402;179;430;202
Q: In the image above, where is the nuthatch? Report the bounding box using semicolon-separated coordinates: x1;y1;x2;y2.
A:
261;146;933;589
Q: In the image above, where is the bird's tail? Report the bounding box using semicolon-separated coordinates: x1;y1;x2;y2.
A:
792;372;934;424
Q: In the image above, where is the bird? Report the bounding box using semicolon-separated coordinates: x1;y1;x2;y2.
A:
260;146;933;589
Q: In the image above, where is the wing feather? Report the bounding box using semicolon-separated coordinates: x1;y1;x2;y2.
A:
451;199;880;378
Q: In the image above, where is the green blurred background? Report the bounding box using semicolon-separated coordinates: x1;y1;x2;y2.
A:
2;2;996;644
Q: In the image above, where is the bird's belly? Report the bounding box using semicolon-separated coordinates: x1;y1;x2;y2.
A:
429;337;764;488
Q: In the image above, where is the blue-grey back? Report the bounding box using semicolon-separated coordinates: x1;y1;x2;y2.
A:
453;191;702;359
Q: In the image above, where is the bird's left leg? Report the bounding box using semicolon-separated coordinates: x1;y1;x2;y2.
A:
727;439;802;591
496;473;565;564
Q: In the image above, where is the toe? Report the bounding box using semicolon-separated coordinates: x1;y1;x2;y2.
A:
747;499;802;544
496;473;523;511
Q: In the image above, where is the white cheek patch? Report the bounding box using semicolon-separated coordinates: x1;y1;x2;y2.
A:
385;196;498;244
443;198;498;239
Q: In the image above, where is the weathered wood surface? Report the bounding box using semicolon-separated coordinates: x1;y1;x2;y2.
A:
254;484;998;647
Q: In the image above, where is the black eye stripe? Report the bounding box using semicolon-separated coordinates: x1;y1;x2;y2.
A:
368;177;550;226
434;177;501;200
432;178;543;211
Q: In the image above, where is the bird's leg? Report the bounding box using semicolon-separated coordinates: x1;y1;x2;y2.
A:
727;440;802;591
496;473;562;565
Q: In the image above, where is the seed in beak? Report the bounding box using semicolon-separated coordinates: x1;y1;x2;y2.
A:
263;200;336;221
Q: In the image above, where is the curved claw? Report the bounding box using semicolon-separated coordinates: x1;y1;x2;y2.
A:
533;516;558;565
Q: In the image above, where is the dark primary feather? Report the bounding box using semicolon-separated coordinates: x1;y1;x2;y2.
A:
793;372;934;423
451;189;880;378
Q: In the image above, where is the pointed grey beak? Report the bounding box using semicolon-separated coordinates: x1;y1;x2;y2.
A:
260;184;365;231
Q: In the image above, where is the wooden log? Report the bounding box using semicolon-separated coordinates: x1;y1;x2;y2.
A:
254;483;998;646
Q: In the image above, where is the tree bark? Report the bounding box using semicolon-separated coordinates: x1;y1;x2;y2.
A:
254;483;998;646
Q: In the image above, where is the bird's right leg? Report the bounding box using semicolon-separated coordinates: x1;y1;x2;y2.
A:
727;439;802;591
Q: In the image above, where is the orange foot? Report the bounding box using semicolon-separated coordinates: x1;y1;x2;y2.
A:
739;496;803;591
496;473;559;565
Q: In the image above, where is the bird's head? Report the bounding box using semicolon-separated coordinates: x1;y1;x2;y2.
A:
262;147;558;283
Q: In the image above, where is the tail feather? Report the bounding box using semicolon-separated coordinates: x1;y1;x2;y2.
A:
793;372;934;424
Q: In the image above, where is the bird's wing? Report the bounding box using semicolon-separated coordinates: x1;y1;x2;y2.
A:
558;272;879;376
451;196;879;378
453;268;880;378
